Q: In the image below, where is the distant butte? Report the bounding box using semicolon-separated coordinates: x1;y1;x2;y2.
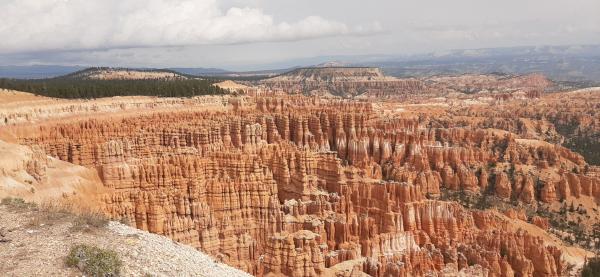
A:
259;67;553;100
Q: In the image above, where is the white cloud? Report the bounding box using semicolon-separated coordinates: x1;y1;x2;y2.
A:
0;0;379;54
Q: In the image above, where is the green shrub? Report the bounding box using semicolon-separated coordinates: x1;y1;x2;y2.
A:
582;257;600;277
66;244;122;277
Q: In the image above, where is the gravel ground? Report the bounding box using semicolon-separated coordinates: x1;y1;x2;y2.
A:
107;222;252;277
0;205;252;276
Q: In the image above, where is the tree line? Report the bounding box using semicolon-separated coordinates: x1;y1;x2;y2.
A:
0;78;227;99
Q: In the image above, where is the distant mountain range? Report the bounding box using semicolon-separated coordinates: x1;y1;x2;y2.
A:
0;65;85;79
0;65;285;79
167;67;231;76
2;45;600;83
369;45;600;83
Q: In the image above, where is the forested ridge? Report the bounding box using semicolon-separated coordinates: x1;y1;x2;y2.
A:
0;70;227;99
61;67;194;79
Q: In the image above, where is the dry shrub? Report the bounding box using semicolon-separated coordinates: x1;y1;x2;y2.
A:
70;212;109;232
22;200;108;230
1;197;36;211
26;201;72;227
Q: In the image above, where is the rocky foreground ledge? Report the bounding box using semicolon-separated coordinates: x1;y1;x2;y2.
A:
0;202;251;277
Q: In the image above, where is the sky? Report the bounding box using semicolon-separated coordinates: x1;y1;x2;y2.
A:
1;0;599;70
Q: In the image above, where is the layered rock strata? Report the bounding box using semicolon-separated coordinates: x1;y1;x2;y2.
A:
260;67;425;98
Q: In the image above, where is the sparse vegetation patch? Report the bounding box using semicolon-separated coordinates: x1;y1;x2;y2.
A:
1;197;36;211
66;244;122;277
581;257;600;277
71;212;109;232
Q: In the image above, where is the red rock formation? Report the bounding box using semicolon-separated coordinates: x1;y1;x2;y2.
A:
7;92;599;277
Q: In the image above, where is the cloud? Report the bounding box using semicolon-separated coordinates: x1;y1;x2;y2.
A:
0;0;380;54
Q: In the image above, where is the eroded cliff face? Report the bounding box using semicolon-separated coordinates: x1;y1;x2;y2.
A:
259;68;552;101
0;138;105;206
7;93;599;276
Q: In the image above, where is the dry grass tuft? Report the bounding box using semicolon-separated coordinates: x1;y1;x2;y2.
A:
20;200;109;231
70;212;109;232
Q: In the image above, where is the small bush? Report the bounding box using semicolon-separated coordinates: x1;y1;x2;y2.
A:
1;197;36;211
500;245;508;257
582;257;600;277
66;244;122;277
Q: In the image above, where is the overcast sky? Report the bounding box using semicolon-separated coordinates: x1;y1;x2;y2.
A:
1;0;599;70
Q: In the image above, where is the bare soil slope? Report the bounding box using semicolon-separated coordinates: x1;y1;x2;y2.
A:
0;203;251;277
